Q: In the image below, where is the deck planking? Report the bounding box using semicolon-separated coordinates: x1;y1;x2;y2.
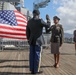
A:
0;43;76;75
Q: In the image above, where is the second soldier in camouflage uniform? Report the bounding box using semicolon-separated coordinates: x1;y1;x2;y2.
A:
47;16;64;68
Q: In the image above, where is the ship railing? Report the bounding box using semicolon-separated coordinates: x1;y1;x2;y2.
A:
0;34;51;51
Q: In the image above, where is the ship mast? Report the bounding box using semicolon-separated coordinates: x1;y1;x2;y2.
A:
0;0;24;10
33;0;50;10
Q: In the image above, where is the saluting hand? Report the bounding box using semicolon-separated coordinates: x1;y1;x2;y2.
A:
46;14;50;20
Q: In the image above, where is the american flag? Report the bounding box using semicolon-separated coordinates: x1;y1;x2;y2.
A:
0;10;27;40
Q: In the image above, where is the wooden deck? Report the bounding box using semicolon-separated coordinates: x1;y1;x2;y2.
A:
0;43;76;75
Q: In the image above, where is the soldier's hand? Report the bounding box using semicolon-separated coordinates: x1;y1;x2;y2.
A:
46;14;50;20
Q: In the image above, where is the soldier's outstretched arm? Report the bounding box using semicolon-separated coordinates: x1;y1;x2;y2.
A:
41;19;50;28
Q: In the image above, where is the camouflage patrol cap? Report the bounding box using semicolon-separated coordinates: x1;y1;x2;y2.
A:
53;16;60;20
33;10;40;15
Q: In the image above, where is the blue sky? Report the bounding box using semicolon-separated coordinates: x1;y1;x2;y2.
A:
24;0;58;20
24;0;76;34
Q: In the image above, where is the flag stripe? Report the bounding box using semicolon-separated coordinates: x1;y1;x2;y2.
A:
17;20;27;24
0;25;26;31
18;24;27;27
0;28;26;34
0;34;26;38
16;17;27;23
15;10;27;21
16;14;26;20
16;15;27;22
17;22;27;25
0;36;27;40
0;24;26;29
0;31;26;36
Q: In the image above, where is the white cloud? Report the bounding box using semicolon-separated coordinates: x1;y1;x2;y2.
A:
53;0;76;34
64;28;76;34
53;0;58;4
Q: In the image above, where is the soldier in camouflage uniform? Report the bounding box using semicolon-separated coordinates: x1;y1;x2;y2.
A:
47;16;64;68
73;30;76;55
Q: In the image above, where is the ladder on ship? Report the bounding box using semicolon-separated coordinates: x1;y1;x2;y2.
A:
0;2;4;10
